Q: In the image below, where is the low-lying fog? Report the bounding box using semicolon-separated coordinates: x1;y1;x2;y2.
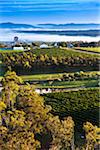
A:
0;29;100;42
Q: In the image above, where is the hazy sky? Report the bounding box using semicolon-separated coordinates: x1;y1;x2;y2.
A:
0;0;100;24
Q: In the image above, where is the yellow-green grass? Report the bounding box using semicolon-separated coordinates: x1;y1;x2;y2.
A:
0;75;98;90
0;49;24;53
21;71;100;81
75;47;100;53
21;73;64;81
0;71;99;82
37;79;98;89
0;73;63;82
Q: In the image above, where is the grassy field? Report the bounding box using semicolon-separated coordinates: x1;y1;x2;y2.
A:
75;47;100;53
37;79;98;89
32;48;99;58
0;77;98;89
20;71;100;81
21;73;63;81
0;71;99;82
0;73;62;82
0;49;24;53
20;71;99;89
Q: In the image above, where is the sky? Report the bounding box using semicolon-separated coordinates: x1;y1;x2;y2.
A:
0;0;100;24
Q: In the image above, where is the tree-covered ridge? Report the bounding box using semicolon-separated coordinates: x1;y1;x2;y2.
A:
0;71;99;149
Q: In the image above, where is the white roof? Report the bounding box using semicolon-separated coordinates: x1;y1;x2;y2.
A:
13;47;24;50
54;43;58;46
40;44;49;48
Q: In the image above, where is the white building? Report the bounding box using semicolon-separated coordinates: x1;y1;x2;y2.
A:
35;88;52;94
67;43;74;48
27;47;31;50
13;46;24;50
40;43;49;49
54;42;59;48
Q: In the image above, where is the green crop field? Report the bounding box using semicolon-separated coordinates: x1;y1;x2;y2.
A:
44;87;99;123
44;87;99;146
44;87;99;111
32;48;99;58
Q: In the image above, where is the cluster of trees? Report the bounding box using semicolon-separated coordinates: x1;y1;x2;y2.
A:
72;41;100;48
0;43;6;48
0;71;99;149
0;41;100;49
0;52;98;70
52;41;100;48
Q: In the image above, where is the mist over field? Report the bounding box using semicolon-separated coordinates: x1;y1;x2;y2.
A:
0;29;99;42
0;24;100;42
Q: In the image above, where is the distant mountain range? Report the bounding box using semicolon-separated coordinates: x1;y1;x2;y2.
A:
15;29;100;37
0;22;100;30
37;23;100;29
0;22;37;29
0;22;100;37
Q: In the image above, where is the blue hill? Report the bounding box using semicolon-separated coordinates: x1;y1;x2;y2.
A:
0;22;37;29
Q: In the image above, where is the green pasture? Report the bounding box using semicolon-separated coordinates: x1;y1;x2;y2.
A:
21;73;64;81
0;71;99;82
75;47;100;53
14;71;100;82
0;49;24;53
37;79;98;89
